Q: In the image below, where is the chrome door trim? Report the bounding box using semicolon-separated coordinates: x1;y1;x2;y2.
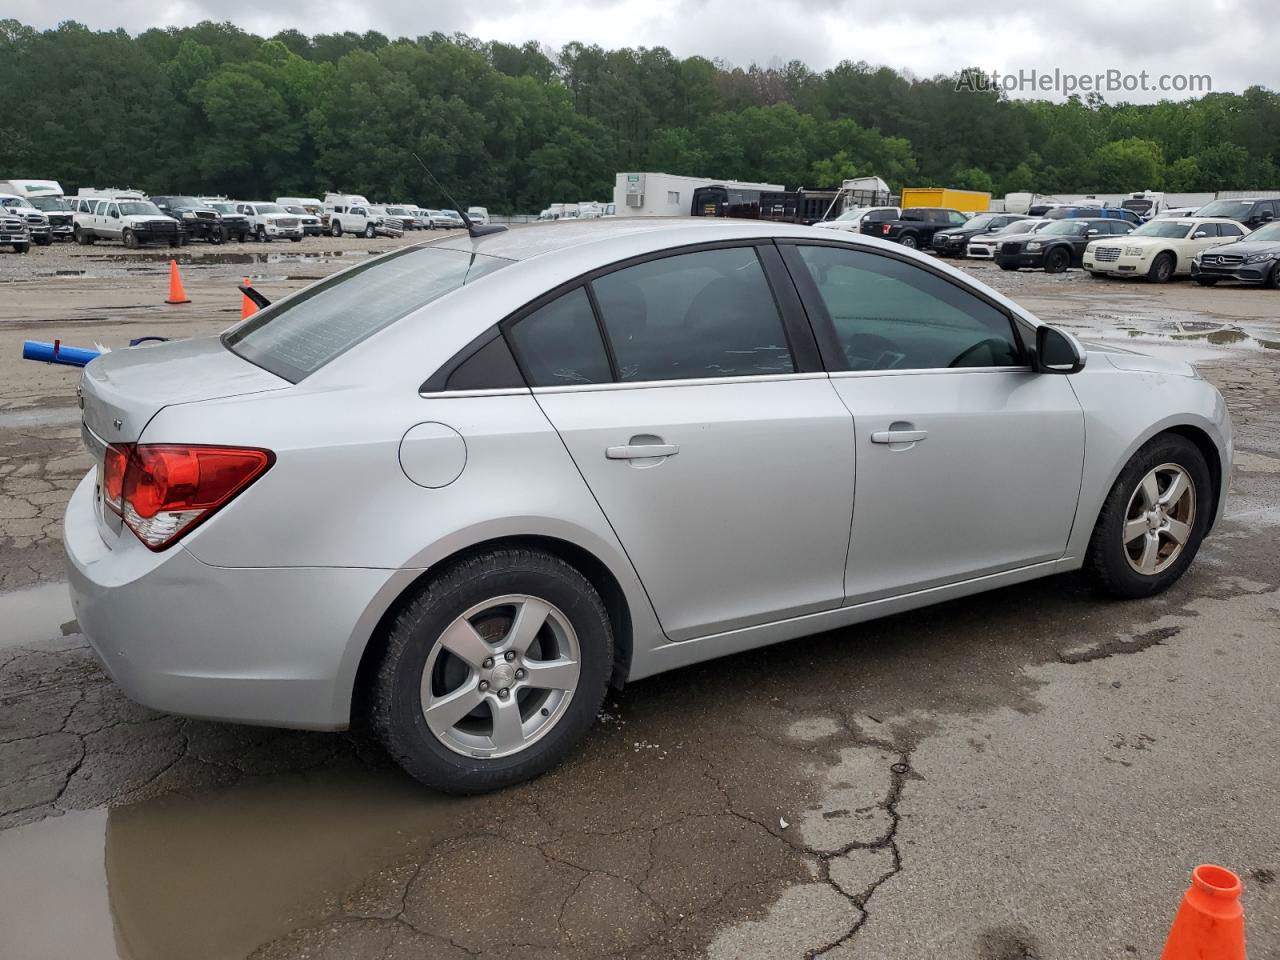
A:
828;366;1033;380
531;371;829;395
419;386;531;399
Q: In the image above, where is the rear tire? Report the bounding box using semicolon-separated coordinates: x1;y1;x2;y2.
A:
1084;433;1212;599
1147;252;1175;284
899;234;919;250
371;548;614;794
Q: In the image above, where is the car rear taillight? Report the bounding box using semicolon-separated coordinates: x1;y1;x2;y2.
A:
104;443;273;550
882;224;892;235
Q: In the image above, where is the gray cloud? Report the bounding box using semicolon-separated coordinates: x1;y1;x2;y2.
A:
8;0;1277;101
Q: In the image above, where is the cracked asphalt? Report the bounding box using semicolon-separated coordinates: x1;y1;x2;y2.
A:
1;235;1279;959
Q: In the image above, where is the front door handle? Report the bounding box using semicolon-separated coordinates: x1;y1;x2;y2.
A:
606;443;679;460
871;429;928;444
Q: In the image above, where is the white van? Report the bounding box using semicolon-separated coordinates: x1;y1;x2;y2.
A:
466;206;489;225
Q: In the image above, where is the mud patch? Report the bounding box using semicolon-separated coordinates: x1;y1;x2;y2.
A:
1057;625;1181;664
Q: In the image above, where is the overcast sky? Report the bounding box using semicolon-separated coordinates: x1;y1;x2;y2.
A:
11;0;1278;102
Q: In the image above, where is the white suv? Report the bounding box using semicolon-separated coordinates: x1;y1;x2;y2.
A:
73;197;182;247
236;202;303;242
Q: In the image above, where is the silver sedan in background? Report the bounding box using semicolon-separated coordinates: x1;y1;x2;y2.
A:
67;220;1231;792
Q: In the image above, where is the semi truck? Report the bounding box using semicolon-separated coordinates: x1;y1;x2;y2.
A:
901;187;991;214
613;173;784;217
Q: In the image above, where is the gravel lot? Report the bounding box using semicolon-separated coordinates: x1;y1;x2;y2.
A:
1;229;1278;960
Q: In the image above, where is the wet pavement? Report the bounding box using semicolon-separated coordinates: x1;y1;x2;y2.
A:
1;235;1279;958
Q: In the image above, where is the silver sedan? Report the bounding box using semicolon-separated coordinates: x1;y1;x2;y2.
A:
66;219;1231;792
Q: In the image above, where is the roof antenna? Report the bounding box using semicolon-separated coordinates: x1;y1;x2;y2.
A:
411;152;507;238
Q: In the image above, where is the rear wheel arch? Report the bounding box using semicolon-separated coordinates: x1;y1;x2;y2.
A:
351;534;634;726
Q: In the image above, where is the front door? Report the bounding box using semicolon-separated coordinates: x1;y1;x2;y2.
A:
782;241;1085;602
505;245;855;641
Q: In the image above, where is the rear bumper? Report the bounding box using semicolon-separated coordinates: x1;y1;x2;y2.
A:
64;470;401;730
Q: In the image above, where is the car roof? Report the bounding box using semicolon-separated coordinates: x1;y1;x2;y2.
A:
430;217;833;262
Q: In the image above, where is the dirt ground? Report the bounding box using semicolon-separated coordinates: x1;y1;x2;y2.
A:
1;230;1278;960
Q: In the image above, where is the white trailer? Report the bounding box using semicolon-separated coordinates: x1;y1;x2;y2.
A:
613;173;784;217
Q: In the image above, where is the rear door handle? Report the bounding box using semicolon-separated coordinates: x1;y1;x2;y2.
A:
871;429;928;444
606;443;679;460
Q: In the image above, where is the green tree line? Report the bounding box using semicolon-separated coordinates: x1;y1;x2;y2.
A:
1;19;1278;212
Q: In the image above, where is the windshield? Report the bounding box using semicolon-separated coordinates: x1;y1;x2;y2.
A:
1196;200;1254;219
119;201;162;216
1247;222;1280;243
1130;221;1193;239
0;198;33;210
27;196;69;212
992;220;1038;237
224;248;512;382
255;203;286;214
1041;221;1087;236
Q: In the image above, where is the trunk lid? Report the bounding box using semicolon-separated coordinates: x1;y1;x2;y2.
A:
80;336;288;445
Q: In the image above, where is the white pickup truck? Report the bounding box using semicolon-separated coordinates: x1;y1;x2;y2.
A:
73;197;183;247
235;202;303;242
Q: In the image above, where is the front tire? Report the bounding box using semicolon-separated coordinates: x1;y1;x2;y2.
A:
1266;263;1280;290
1085;433;1212;599
123;229;139;250
330;221;342;237
1043;247;1070;273
363;224;376;239
371;548;614;794
1147;252;1175;284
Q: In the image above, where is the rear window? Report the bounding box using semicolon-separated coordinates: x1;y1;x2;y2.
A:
223;247;511;382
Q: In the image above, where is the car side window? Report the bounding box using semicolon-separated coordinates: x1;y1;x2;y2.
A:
792;244;1022;371
1219;223;1242;238
590;246;795;382
507;286;613;387
1195;223;1220;238
948;211;968;226
1112;222;1134;235
108;204;119;219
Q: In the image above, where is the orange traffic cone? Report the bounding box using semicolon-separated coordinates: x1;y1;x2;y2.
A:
240;278;258;320
165;259;190;304
1161;864;1246;959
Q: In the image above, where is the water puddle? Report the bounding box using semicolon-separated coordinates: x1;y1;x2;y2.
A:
0;768;471;960
1059;309;1280;363
0;581;77;649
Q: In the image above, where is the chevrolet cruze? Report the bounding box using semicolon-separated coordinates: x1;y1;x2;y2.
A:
67;219;1232;792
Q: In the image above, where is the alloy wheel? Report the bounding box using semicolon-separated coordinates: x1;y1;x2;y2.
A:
1122;462;1196;575
420;595;582;759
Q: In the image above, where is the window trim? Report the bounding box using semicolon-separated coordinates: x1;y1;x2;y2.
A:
776;238;1031;374
497;239;822;391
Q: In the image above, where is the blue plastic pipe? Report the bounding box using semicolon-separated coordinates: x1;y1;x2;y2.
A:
22;340;102;368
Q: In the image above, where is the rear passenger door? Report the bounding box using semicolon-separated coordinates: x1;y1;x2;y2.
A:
508;243;855;642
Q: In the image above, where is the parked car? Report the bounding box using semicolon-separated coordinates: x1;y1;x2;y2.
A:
1083;218;1249;283
995;218;1135;272
442;209;466;229
366;206;406;238
277;197;325;217
326;201;378;238
387;206;421;230
467;206;490;225
814;206;901;233
237;202;303;242
66;220;1231;793
966;219;1051;259
1191;220;1280;288
152;196;224;243
0;211;31;253
201;199;252;242
282;205;324;237
1193;198;1279;231
861;207;969;249
0;180;75;241
0;194;53;245
424;209;457;230
73;197;182;247
1155;207;1201;220
1043;206;1144;226
930;213;1030;257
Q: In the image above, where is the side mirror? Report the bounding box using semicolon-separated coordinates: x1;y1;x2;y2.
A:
1035;326;1086;375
